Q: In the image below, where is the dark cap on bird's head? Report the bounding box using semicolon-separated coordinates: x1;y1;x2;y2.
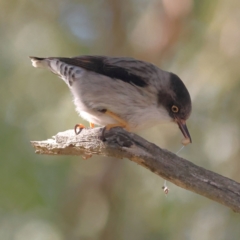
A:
158;73;192;143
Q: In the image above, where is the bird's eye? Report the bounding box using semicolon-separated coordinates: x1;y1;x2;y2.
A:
171;105;179;113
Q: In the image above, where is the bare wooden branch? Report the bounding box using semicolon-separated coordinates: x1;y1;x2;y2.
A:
31;127;240;213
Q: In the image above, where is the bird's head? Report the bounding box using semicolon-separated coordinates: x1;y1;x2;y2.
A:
158;73;192;143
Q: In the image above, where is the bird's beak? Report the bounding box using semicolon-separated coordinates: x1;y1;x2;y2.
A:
175;118;192;143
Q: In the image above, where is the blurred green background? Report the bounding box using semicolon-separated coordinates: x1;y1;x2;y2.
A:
1;0;240;239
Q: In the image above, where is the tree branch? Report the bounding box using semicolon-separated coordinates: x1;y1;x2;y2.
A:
31;127;240;213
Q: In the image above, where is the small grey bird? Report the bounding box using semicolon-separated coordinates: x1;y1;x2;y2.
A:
30;55;192;144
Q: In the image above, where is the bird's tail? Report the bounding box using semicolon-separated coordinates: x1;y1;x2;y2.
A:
29;56;49;68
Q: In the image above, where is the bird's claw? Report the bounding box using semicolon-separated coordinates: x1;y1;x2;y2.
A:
99;126;107;142
74;124;85;135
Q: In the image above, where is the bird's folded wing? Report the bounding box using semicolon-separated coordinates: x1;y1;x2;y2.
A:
56;56;149;87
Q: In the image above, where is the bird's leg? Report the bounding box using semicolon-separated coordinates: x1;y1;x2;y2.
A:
104;110;130;131
89;122;95;128
100;110;130;141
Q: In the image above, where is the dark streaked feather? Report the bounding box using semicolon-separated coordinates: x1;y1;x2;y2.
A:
55;56;148;87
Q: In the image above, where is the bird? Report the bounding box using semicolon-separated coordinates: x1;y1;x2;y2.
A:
30;55;192;145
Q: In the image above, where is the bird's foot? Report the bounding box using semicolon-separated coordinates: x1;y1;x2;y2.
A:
100;110;130;141
100;123;130;142
104;110;130;131
100;116;130;141
74;124;85;135
74;122;95;135
74;123;95;160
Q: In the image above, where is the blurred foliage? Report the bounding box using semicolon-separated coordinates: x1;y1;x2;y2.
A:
1;0;240;239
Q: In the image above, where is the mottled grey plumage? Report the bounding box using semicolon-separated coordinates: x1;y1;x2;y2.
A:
30;55;192;143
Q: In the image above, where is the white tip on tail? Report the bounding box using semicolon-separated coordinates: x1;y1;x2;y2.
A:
29;56;49;68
